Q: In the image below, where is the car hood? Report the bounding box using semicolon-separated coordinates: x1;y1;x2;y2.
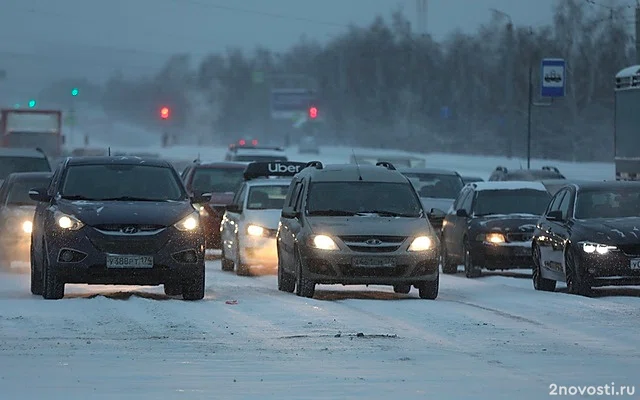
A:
577;217;640;244
420;198;454;213
244;209;281;230
473;214;540;233
209;192;235;206
57;199;195;227
307;216;432;237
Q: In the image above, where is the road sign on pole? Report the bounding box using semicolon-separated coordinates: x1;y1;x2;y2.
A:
269;88;315;120
540;58;566;97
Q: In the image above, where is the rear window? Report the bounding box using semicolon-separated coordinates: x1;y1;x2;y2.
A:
0;157;50;180
233;155;288;162
6;177;52;205
246;185;289;210
191;167;244;194
473;189;551;216
402;172;464;199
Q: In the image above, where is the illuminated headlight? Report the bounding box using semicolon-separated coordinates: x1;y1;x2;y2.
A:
581;242;616;254
247;224;266;236
478;233;506;244
309;234;339;251
408;236;432;251
22;220;32;233
54;211;84;230
174;212;199;231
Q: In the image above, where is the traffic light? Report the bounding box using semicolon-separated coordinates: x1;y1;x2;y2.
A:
160;106;170;119
308;106;318;119
28;100;36;108
71;88;79;96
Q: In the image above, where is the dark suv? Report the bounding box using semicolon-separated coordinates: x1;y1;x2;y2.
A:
0;148;51;182
276;161;440;300
488;166;565;181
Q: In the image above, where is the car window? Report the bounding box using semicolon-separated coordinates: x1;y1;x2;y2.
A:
191;167;244;194
61;164;185;201
575;188;640;219
6;177;52;205
473;189;551;216
233;184;247;207
286;181;302;208
294;181;306;211
452;188;469;210
246;185;289;210
0;157;50;180
402;172;464;199
547;190;566;214
557;190;572;219
461;189;474;212
306;182;422;217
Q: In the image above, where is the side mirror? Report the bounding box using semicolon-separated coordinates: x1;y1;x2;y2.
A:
193;192;212;203
546;210;564;221
428;208;446;218
281;208;299;219
29;188;51;203
225;204;242;214
456;209;468;217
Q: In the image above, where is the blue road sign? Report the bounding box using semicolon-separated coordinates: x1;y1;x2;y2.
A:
440;106;451;119
540;58;565;97
269;88;315;119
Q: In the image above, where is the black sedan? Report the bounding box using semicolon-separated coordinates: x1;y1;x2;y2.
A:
532;181;640;295
29;156;210;300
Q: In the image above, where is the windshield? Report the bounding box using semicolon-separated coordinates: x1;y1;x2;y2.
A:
0;157;51;180
247;185;289;210
61;164;185;201
473;189;551;216
6;177;51;205
575;188;640;219
402;172;464;199
233;155;288;162
306;182;423;217
192;167;244;194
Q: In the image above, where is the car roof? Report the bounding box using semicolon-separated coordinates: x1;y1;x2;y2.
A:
302;164;410;183
229;148;286;155
0;148;47;158
66;156;172;167
503;169;564;179
470;181;548;191
194;162;249;169
6;172;53;181
572;180;640;191
397;167;460;176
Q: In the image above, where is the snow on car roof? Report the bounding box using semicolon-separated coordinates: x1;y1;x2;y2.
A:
470;181;547;191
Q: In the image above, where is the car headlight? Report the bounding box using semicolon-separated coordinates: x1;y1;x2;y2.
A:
174;212;199;231
478;233;506;244
247;224;266;236
22;220;32;233
309;234;339;250
54;211;84;230
581;241;616;254
408;236;432;251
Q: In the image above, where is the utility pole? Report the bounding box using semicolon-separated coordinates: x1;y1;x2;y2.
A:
505;21;514;158
526;64;533;169
636;1;640;64
416;0;427;34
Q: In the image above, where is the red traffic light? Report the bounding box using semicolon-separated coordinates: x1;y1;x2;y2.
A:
160;107;170;119
308;106;318;119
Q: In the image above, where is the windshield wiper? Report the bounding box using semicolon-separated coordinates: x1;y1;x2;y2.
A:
97;196;166;202
307;209;356;216
61;195;95;201
357;210;419;217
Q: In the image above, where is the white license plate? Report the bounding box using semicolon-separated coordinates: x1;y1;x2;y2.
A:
106;255;153;269
630;259;640;270
352;257;396;268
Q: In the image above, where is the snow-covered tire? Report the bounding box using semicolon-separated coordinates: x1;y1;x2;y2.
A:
220;246;234;271
234;237;251;276
42;255;64;300
182;270;205;301
417;277;439;300
463;241;481;278
565;248;591;297
441;243;457;274
277;252;295;293
294;250;314;298
532;244;556;292
30;245;43;295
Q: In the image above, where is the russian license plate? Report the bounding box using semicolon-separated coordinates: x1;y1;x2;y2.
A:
106;255;153;269
352;257;396;268
630;259;640;270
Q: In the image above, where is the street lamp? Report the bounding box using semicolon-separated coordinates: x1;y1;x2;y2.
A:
490;8;514;160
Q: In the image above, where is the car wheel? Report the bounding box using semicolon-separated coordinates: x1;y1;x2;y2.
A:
564;248;591;296
463;241;481;278
220;245;234;271
182;264;205;300
277;250;295;293
294;249;315;298
416;277;439;300
42;252;64;300
30;244;43;295
532;244;556;292
441;243;458;274
164;283;182;296
393;285;411;294
234;236;251;276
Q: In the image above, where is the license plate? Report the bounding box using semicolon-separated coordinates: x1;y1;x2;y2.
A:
630;259;640;270
106;255;153;269
352;257;396;268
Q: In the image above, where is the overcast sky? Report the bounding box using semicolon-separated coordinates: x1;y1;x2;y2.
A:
0;0;628;101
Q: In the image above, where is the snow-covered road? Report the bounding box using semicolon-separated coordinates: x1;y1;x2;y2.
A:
1;262;638;399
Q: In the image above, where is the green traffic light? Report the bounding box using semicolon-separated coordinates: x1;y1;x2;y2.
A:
71;88;78;96
28;100;36;108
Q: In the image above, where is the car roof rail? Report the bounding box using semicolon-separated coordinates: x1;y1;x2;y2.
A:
305;161;323;169
375;161;396;170
495;165;508;173
541;165;560;173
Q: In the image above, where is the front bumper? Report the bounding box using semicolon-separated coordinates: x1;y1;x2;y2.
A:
469;240;534;269
44;226;205;285
299;247;439;285
578;250;640;287
240;235;278;268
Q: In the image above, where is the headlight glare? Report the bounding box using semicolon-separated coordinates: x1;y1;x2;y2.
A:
484;233;506;243
22;220;32;233
174;212;199;231
247;224;265;236
196;204;209;216
310;235;339;250
408;236;432;251
55;211;84;230
581;241;615;254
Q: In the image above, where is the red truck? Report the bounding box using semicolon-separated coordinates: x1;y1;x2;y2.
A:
0;109;64;158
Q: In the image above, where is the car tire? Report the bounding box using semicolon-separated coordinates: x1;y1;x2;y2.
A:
164;283;182;296
30;244;43;295
277;251;295;293
463;241;481;278
393;285;411;294
564;248;591;296
220;246;234;271
234;237;251;276
294;250;314;298
42;253;64;300
416;277;439;300
532;244;556;292
441;243;458;274
182;266;205;301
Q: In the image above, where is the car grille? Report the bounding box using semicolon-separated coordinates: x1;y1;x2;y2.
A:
89;235;168;254
507;233;534;242
93;224;166;233
617;244;640;256
339;235;406;253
